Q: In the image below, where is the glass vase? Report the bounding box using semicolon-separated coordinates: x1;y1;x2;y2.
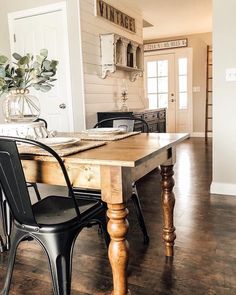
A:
3;89;40;123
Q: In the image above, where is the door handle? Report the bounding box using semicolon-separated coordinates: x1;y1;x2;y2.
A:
59;103;66;109
170;98;175;103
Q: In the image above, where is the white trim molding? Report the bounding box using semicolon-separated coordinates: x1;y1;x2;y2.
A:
210;181;236;196
190;132;205;137
190;132;212;138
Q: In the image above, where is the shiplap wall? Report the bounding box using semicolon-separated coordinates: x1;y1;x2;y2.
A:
79;0;145;128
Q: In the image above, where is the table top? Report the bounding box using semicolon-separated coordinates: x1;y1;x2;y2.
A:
22;133;189;167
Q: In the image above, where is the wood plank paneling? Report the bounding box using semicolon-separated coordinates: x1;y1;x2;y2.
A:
79;0;145;128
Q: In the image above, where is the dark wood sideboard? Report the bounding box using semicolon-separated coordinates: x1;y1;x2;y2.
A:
97;109;166;133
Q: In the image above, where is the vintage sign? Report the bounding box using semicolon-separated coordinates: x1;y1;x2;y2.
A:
144;39;188;51
96;0;136;33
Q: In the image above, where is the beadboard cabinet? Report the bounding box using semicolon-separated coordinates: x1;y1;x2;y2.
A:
97;109;166;133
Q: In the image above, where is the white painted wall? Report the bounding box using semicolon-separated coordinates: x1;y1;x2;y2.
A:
211;0;236;196
79;0;145;128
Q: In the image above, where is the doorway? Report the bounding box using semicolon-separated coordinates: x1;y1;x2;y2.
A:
144;48;193;133
8;3;74;132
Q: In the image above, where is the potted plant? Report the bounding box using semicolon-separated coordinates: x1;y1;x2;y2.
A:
0;49;58;122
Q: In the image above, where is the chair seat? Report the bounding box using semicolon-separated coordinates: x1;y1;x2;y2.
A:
33;196;103;226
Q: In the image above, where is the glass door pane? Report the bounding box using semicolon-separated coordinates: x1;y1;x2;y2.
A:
146;59;169;109
178;57;188;109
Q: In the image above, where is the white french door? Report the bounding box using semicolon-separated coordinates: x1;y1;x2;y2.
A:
8;3;74;132
145;48;192;133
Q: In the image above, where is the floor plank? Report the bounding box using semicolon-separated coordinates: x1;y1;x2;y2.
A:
1;138;236;294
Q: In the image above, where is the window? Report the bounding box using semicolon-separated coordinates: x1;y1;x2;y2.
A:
147;60;168;109
178;58;188;109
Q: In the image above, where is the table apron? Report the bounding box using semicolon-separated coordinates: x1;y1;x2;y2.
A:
22;160;101;190
132;149;174;182
22;148;175;202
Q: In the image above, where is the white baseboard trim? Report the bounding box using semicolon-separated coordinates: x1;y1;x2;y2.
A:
190;132;204;137
210;181;236;196
190;132;212;138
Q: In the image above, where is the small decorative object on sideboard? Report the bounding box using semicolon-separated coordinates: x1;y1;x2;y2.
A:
120;79;129;111
0;49;58;122
120;89;129;111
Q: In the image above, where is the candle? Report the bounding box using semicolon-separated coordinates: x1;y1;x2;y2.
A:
122;79;127;92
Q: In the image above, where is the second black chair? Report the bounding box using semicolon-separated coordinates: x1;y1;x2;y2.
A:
73;116;150;244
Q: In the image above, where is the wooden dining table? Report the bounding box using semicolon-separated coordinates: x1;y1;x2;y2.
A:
1;132;189;295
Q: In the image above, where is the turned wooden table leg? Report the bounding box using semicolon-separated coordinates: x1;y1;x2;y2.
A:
160;164;176;257
107;203;129;295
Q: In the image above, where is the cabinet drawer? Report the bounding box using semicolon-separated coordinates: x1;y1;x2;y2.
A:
149;123;158;133
143;112;157;121
158;111;166;119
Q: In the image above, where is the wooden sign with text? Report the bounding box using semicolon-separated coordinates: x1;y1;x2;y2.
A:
144;39;188;51
96;0;136;33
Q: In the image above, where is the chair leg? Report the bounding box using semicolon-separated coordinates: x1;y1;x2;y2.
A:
131;185;149;244
97;210;110;248
2;227;25;295
73;189;110;246
31;183;41;201
0;193;12;251
37;230;78;295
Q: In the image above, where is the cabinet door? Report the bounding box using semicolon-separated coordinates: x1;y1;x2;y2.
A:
149;123;158;132
157;110;166;132
134;122;144;132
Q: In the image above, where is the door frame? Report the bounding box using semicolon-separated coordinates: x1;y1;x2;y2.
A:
144;47;193;133
8;2;75;131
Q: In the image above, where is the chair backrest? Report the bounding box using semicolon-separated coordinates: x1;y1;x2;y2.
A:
0;139;37;226
113;119;134;132
0;136;80;227
93;116;149;133
35;118;48;129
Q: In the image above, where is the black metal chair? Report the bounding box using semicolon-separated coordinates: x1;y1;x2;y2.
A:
0;136;109;295
73;116;150;244
93;116;149;132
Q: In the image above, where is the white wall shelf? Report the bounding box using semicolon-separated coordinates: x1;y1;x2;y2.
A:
100;33;143;82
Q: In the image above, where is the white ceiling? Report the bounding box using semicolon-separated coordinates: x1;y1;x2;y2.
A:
131;0;212;40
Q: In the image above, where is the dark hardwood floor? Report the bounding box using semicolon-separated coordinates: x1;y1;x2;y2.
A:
1;137;236;294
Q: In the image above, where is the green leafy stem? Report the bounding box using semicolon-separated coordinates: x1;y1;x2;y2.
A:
0;49;58;96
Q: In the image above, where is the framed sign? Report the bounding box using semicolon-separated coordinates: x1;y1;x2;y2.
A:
95;0;136;33
144;39;188;52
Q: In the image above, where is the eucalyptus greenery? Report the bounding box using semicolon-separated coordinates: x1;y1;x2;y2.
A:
0;49;58;95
